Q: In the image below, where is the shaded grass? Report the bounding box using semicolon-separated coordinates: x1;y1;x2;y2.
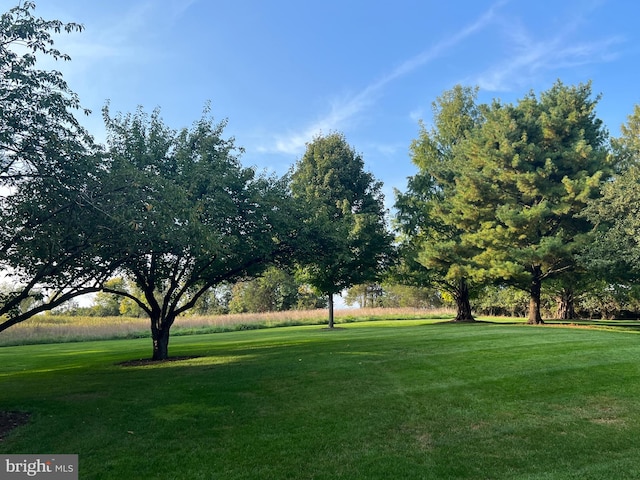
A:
2;322;640;478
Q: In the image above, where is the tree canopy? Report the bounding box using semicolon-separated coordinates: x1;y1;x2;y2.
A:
395;85;484;321
96;105;299;359
0;1;90;187
449;81;610;323
0;1;115;331
291;133;394;327
4;2;640;352
581;106;640;281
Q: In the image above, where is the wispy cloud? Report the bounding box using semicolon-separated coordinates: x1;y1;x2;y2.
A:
41;1;156;71
262;1;508;155
48;0;198;69
474;5;624;91
169;0;200;21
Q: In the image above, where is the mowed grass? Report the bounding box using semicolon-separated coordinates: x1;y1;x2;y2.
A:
2;321;640;479
0;307;455;346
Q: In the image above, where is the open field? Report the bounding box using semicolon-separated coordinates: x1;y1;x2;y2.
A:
2;306;639;348
0;307;457;346
2;320;640;479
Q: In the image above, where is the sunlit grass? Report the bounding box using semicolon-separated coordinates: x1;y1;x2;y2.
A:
0;307;456;346
2;322;640;479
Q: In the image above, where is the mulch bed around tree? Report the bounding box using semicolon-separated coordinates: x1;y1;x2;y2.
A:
0;411;30;442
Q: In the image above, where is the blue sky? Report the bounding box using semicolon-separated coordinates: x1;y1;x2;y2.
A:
17;0;640;207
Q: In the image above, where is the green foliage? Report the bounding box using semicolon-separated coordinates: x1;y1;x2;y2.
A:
190;285;231;316
449;81;610;322
345;283;443;309
0;1;90;187
0;1;637;338
0;2;119;332
576;281;640;319
454;82;607;277
97;105;297;358
0;283;43;320
92;278;127;316
395;86;485;321
395;86;484;279
473;285;534;317
344;284;384;308
89;278;147;317
291;133;394;324
582;107;640;281
611;104;640;173
228;267;314;313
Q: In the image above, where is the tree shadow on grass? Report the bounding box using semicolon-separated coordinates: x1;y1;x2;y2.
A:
117;356;201;367
0;411;30;442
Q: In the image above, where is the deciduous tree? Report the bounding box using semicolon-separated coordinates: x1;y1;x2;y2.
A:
228;267;301;313
98;105;298;359
291;133;394;328
0;1;89;187
0;2;118;332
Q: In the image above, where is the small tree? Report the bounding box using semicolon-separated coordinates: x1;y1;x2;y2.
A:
291;133;394;328
344;284;385;308
228;267;300;313
92;278;128;316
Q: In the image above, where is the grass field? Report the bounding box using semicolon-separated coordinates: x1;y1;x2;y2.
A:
2;318;640;479
0;307;457;346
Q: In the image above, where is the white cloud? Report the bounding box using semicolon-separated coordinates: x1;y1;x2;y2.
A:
261;1;508;156
474;7;624;92
36;1;156;76
170;0;200;19
43;0;202;72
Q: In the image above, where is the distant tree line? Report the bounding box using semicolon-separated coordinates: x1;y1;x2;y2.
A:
2;3;640;360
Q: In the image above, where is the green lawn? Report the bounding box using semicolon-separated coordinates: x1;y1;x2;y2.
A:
2;320;640;479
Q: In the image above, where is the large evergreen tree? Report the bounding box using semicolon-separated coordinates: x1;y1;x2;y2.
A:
450;81;610;323
291;133;394;328
395;85;484;322
581;105;640;281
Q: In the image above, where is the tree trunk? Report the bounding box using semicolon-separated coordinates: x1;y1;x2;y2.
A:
555;287;576;320
527;267;544;324
150;314;173;360
453;278;475;322
327;294;335;329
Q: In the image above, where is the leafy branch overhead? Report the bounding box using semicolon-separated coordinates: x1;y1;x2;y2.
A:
0;1;105;331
